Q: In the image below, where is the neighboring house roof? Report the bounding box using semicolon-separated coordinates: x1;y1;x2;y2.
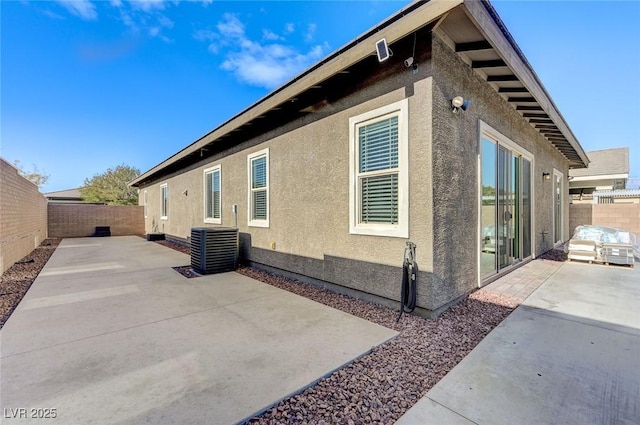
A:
131;0;588;187
44;188;83;201
569;147;629;179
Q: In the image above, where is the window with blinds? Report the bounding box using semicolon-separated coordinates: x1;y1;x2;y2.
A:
358;116;399;224
204;165;221;223
161;183;168;219
349;99;408;238
248;149;269;227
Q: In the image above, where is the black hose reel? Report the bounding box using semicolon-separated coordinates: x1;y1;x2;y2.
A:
397;241;417;322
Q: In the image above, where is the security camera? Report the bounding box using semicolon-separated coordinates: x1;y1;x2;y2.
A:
404;57;414;67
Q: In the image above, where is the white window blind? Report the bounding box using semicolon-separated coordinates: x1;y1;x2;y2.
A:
248;148;269;227
205;167;221;222
358;116;399;224
161;184;168;219
251;156;267;220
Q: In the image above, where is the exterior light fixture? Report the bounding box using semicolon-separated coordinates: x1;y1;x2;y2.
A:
542;172;551;180
451;96;470;113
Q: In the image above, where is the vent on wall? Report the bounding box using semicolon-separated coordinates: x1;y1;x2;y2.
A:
190;227;239;274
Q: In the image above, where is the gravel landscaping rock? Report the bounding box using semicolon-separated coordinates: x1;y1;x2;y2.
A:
537;248;568;262
0;239;61;329
172;265;201;278
158;239;190;255
237;267;519;424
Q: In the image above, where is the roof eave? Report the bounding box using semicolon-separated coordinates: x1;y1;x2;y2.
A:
463;0;588;168
130;0;463;187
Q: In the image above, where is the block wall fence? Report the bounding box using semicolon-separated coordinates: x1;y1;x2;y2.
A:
48;204;144;238
569;203;640;237
0;159;48;274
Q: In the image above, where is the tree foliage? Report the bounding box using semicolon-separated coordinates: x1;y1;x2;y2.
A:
482;185;496;196
80;164;141;205
12;160;50;187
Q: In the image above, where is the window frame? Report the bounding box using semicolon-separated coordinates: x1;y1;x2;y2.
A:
247;148;270;228
203;165;222;224
160;183;168;220
143;190;148;219
349;99;409;238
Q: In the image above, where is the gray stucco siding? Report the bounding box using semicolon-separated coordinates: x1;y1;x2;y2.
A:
139;63;437;310
429;34;570;305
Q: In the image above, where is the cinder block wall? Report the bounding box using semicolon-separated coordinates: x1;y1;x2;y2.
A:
0;159;48;274
570;203;640;236
592;204;640;236
569;204;593;236
48;204;144;238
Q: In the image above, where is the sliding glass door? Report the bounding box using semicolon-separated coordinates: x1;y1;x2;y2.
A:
480;128;533;281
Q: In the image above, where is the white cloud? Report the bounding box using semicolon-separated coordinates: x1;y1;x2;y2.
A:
284;22;294;34
193;29;217;42
220;46;324;89
109;0;178;42
305;23;317;42
43;9;65;20
262;29;283;41
217;13;244;38
202;14;326;89
56;0;97;20
128;0;166;12
157;14;173;28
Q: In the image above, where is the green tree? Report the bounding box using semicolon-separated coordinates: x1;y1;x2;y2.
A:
482;185;496;196
12;160;50;187
80;164;141;205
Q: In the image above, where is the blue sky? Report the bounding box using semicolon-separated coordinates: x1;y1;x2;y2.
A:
2;0;639;192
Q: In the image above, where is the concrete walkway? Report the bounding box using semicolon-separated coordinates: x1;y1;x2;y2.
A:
0;236;397;425
397;260;640;425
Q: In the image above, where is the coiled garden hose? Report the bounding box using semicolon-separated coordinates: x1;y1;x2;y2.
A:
397;242;417;322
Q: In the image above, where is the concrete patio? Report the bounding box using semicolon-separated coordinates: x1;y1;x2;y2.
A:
397;259;640;425
0;236;397;424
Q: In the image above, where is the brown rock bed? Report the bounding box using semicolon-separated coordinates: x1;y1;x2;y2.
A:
0;238;61;329
537;248;568;262
158;239;190;255
237;267;519;424
172;265;201;278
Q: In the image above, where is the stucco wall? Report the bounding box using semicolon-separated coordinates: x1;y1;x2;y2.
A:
429;34;570;304
48;204;144;238
0;159;48;274
140;52;437;310
139;31;576;314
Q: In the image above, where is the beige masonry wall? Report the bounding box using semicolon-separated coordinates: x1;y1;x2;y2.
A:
0;159;48;274
570;203;640;236
569;204;593;235
48;204;144;238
